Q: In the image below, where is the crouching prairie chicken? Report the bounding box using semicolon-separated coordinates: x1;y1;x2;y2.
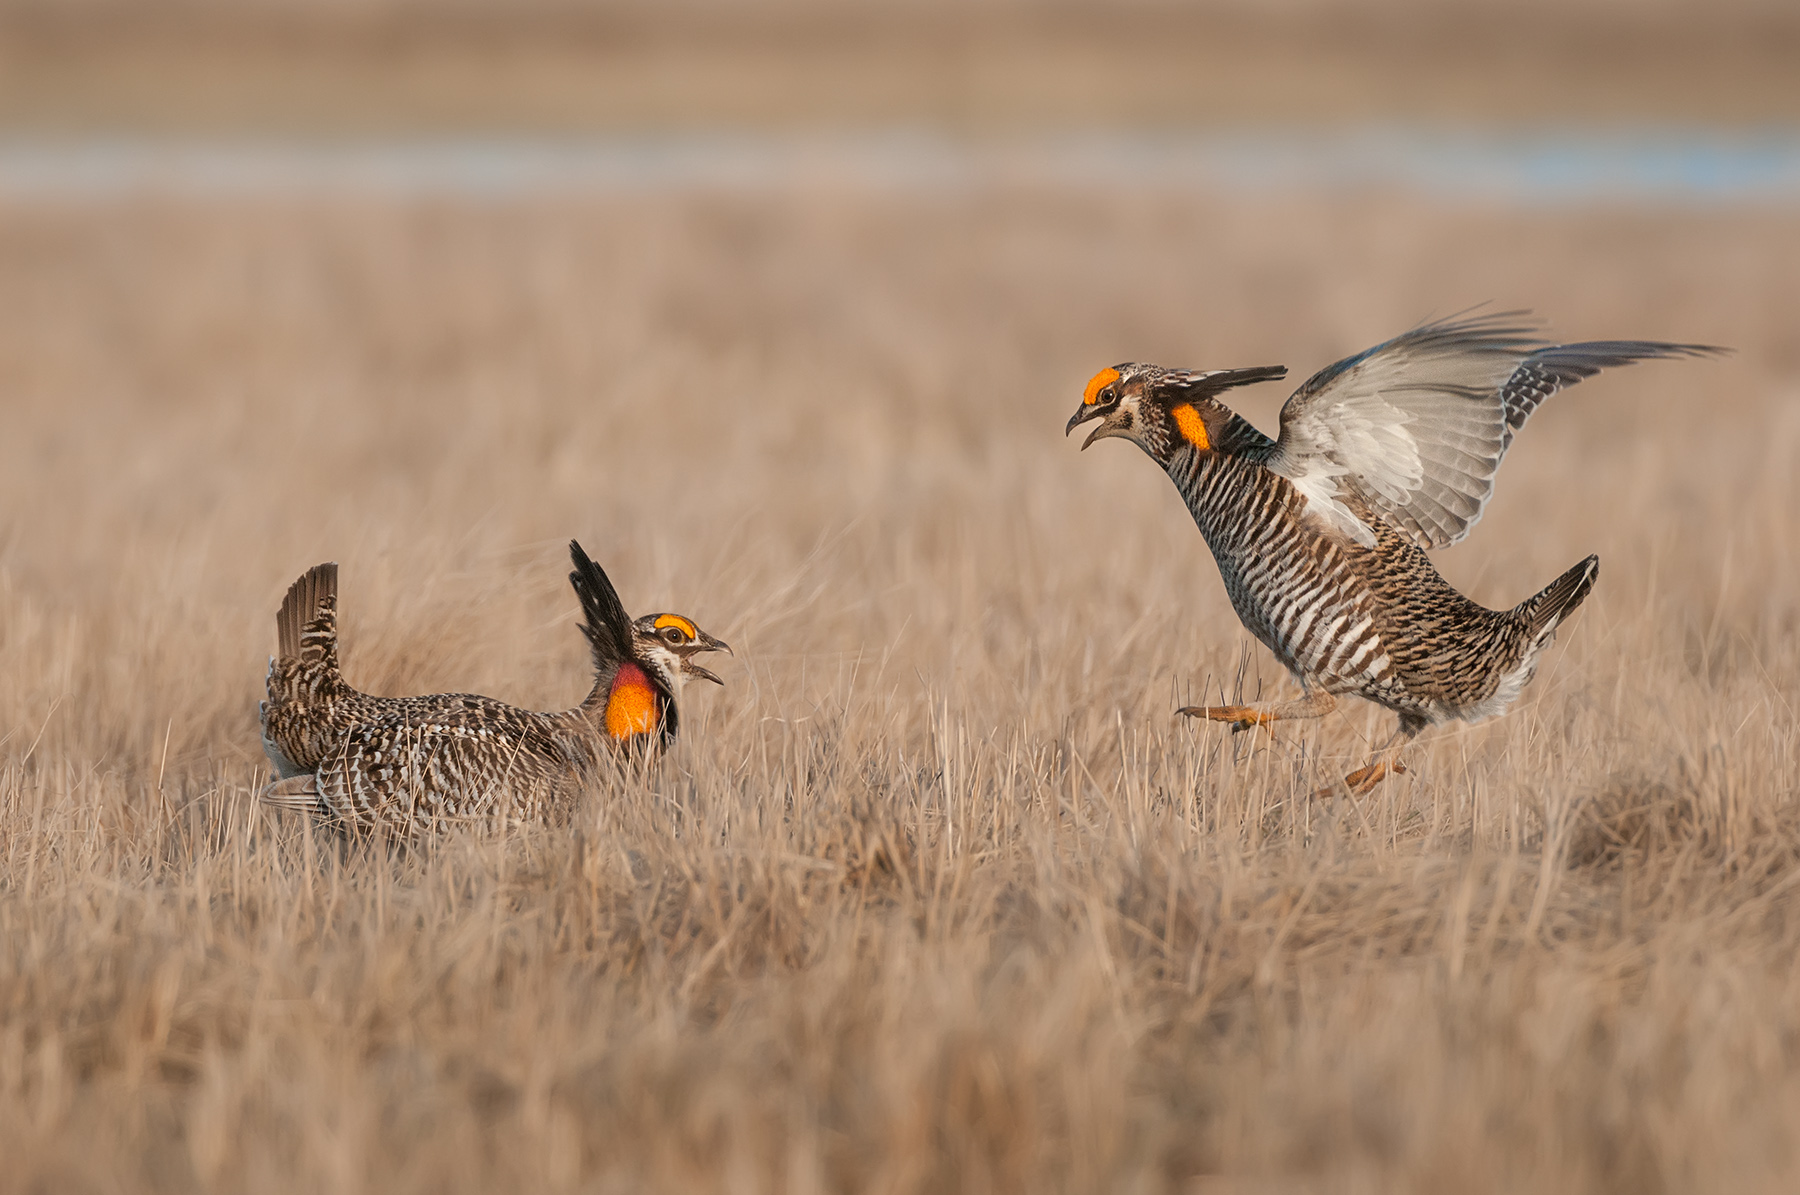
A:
259;541;730;832
1067;312;1722;796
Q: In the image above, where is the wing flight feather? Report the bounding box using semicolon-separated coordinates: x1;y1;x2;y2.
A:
1263;312;1721;549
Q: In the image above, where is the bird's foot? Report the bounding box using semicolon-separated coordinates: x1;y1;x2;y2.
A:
1314;756;1408;801
1177;704;1289;755
1176;704;1275;734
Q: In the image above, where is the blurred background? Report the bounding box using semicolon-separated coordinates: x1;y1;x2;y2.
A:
2;0;1797;185
2;0;1797;134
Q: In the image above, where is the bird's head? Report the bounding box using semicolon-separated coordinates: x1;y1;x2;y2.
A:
1065;362;1288;464
631;612;733;691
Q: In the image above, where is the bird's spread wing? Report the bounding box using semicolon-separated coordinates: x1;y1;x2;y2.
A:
1263;312;1720;549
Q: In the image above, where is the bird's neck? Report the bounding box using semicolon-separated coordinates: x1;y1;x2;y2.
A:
1166;446;1267;553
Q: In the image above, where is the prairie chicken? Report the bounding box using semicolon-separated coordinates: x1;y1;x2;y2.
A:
1066;312;1722;795
259;541;730;832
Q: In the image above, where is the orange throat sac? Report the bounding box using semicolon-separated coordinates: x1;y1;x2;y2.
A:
605;662;662;740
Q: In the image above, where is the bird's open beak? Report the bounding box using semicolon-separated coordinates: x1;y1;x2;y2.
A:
1066;404;1102;439
685;662;724;686
682;632;733;686
1068;404;1123;450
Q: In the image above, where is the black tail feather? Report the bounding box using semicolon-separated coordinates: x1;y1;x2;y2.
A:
568;541;634;675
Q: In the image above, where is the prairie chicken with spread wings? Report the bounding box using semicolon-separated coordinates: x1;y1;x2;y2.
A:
259;541;730;832
1067;312;1722;796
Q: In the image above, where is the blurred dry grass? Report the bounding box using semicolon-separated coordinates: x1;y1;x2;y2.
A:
4;0;1799;133
2;184;1799;1192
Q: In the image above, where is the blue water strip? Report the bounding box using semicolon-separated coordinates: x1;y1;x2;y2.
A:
1;130;1797;203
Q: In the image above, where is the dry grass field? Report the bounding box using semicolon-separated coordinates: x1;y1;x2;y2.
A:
2;183;1798;1192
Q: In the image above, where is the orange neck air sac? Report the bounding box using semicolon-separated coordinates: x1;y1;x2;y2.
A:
604;661;661;740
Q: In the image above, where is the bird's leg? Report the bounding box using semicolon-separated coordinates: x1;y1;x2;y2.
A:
1318;719;1421;800
1177;689;1337;735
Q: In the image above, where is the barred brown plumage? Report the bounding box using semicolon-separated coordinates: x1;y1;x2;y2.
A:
258;541;731;833
1068;311;1724;796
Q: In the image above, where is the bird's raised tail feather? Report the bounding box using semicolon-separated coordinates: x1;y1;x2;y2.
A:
276;562;339;665
1517;554;1600;643
568;541;634;677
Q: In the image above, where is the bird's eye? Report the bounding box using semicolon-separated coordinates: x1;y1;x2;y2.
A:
1099;388;1114;404
662;627;686;645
